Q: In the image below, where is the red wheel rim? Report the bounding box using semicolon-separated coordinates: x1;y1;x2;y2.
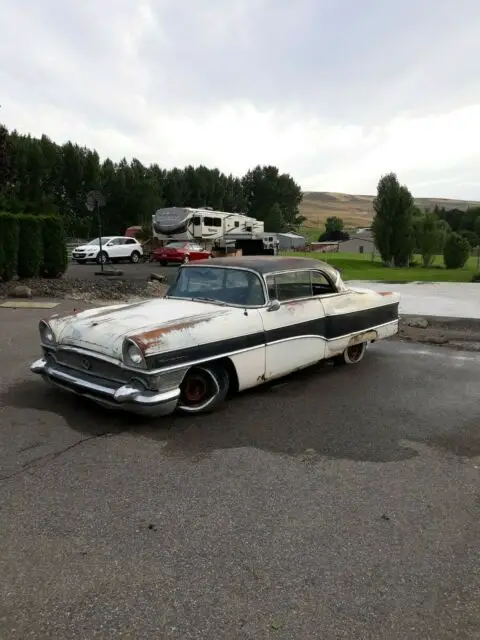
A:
347;344;363;361
183;375;207;403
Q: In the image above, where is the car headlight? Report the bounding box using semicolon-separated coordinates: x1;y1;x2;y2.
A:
39;320;56;346
123;339;146;368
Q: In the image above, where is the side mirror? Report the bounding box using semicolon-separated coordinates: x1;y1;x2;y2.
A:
267;299;281;312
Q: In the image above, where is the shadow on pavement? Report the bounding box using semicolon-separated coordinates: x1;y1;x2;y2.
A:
1;361;422;464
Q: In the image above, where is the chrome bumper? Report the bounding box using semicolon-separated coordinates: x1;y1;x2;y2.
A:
30;357;180;417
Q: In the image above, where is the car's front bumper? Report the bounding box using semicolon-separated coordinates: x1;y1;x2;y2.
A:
30;357;180;417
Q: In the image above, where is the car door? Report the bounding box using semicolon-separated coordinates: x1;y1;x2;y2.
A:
259;269;327;381
104;238;121;258
124;238;139;256
187;243;203;260
118;238;132;258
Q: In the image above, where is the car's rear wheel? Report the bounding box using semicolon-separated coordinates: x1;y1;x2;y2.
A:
335;342;367;365
182;255;190;264
130;250;141;263
96;251;108;265
177;364;230;414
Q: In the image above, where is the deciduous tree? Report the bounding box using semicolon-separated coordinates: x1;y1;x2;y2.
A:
372;172;415;267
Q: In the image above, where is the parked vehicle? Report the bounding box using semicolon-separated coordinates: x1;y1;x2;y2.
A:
30;256;400;418
152;207;264;243
151;241;213;265
71;236;144;264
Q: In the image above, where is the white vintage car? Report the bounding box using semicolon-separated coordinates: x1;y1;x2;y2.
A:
31;257;400;416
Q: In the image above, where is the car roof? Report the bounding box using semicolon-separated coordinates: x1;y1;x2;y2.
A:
182;255;339;276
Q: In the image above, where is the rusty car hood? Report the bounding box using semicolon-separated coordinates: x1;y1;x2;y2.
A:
49;298;234;360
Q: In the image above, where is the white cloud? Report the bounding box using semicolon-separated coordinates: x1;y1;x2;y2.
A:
1;0;480;199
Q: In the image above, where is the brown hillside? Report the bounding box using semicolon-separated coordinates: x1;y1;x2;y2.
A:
300;192;480;229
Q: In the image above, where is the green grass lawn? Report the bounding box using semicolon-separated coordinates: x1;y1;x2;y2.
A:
281;251;480;282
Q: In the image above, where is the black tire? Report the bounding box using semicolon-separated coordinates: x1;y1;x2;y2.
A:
130;250;140;264
334;342;367;366
177;364;230;414
96;251;108;265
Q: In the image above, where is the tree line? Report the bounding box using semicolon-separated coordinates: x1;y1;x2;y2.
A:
372;173;480;269
0;124;304;238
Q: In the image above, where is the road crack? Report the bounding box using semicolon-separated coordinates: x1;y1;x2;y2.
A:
0;432;112;481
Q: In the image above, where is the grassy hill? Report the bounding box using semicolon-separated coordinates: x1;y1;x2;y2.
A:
299;191;480;230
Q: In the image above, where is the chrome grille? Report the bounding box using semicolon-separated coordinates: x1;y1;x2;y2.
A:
54;350;131;383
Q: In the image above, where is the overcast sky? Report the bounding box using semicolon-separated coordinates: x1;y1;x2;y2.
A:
1;0;480;198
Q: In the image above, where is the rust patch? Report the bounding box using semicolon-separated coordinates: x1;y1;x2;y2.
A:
131;316;214;352
348;330;377;346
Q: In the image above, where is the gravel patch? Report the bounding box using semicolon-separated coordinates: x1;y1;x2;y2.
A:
0;277;166;301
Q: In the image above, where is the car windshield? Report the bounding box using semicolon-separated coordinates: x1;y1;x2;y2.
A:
87;237;112;245
167;266;266;307
165;242;186;248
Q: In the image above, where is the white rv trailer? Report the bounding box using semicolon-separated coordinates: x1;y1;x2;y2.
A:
152;207;264;245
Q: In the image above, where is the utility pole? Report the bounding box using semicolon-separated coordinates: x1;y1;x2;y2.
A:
86;190;106;272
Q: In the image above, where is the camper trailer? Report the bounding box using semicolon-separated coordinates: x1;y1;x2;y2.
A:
152;207;264;246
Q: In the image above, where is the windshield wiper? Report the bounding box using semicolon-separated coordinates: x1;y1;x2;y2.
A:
191;297;226;305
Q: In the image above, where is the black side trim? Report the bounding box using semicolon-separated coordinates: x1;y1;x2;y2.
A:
324;302;399;339
265;318;326;343
147;332;265;369
146;302;399;370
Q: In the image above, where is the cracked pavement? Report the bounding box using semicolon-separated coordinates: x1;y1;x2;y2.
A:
0;302;479;639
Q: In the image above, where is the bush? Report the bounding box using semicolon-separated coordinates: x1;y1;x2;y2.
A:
17;214;43;278
0;213;20;281
472;272;480;283
443;232;470;269
40;215;68;278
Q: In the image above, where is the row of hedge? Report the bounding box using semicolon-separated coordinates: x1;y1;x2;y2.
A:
0;213;68;281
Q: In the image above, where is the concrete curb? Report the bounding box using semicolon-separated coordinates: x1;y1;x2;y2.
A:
398;315;480;350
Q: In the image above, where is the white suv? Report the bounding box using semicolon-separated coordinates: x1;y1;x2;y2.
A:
72;236;144;265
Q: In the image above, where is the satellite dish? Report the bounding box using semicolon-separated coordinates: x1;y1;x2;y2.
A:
85;190;105;212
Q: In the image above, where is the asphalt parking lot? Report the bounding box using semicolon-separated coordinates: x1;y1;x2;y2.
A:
0;302;479;639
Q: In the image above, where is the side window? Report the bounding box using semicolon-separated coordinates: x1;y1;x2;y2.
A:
212;218;222;227
125;238;136;245
265;275;277;300
311;271;336;296
274;271;313;301
192;216;201;225
234;221;239;227
203;217;213;226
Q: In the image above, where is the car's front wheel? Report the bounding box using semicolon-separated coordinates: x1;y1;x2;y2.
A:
177;364;230;414
96;251;108;265
335;342;367;365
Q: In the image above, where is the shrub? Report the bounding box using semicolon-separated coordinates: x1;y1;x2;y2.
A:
0;212;20;281
17;214;43;278
472;272;480;283
40;215;68;278
443;232;470;269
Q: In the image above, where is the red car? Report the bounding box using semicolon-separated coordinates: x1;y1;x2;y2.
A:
152;241;213;265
